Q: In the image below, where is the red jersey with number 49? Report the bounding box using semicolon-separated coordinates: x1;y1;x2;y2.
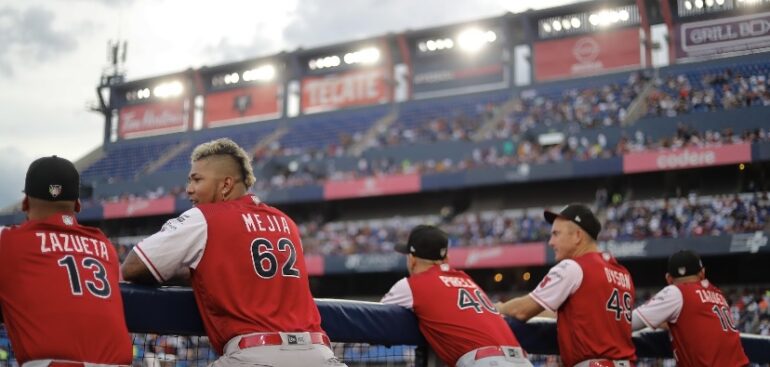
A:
542;253;636;367
192;196;323;353
408;265;521;365
670;282;749;367
0;215;132;365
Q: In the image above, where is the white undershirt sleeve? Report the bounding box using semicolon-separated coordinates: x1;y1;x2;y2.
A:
529;259;583;313
632;285;683;329
381;277;414;309
133;208;208;283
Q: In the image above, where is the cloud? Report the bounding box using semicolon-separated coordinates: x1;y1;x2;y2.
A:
0;6;79;77
0;146;30;210
282;0;505;49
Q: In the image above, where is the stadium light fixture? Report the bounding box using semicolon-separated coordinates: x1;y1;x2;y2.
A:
343;47;381;65
457;28;496;53
309;55;341;70
695;0;704;8
543;22;552;32
243;64;275;82
716;0;724;4
552;20;562;31
153;81;184;98
571;17;581;28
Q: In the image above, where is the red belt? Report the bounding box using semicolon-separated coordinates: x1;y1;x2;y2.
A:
238;332;331;349
473;346;525;360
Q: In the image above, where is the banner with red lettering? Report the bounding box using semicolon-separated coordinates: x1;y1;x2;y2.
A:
623;143;751;174
533;27;641;81
119;101;187;139
301;67;390;113
323;173;420;200
103;196;176;219
305;255;324;276
204;84;281;127
448;243;546;269
676;12;770;60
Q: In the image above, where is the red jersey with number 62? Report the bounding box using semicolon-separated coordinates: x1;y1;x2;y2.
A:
134;195;324;354
529;252;636;367
383;264;521;365
0;215;132;365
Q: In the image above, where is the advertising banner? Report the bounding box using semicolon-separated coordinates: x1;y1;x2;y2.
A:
448;243;546;269
119;101;186;139
103;196;176;219
305;255;325;276
301;67;389;113
412;63;507;98
323;174;421;200
533;27;641;81
623;143;751;173
204;84;281;127
676;12;770;60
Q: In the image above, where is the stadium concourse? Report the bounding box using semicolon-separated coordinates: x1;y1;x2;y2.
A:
5;0;770;365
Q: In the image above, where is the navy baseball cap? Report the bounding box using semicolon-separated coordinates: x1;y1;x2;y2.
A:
24;156;80;201
395;225;448;260
544;204;601;240
667;250;704;278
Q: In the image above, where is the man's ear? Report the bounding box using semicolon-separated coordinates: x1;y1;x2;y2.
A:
22;196;29;212
665;273;674;285
74;199;81;213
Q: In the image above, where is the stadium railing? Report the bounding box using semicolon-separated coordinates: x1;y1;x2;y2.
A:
2;284;769;366
121;284;770;366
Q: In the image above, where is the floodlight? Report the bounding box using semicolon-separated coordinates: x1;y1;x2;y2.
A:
571;17;581;28
589;14;599;25
562;19;572;30
552;20;562;31
543;22;552;32
695;0;704;8
619;10;630;21
153;81;183;98
243;64;275;82
457;28;488;52
685;0;693;9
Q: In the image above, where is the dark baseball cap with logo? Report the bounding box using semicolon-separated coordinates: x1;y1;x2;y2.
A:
667;250;704;278
24;155;80;201
544;204;601;240
394;225;448;260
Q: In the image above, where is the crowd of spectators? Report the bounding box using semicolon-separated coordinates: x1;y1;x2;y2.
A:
293;191;770;256
647;65;770;117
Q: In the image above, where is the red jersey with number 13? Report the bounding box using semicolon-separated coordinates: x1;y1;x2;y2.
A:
0;215;132;365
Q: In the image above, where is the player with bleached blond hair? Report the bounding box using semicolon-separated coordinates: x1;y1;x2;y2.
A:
122;138;346;367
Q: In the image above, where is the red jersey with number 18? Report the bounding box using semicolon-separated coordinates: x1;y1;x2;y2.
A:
0;214;132;365
407;265;521;365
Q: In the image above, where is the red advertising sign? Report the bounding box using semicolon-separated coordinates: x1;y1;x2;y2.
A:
448;243;546;269
103;196;176;219
204;84;281;127
304;255;324;276
323;174;420;200
119;101;186;139
301;67;389;113
623;143;751;174
534;27;641;81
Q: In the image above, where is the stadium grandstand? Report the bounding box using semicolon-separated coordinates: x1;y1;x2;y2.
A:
3;0;770;365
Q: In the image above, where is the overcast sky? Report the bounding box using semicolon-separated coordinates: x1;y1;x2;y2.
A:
0;0;581;209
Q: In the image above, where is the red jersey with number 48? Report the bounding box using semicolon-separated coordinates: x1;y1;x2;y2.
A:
134;195;324;354
0;215;132;365
530;252;636;367
407;265;521;365
670;281;749;367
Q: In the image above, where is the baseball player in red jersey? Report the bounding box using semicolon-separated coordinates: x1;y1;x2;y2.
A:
382;225;532;367
632;250;749;367
495;204;636;367
121;138;345;367
0;156;132;366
